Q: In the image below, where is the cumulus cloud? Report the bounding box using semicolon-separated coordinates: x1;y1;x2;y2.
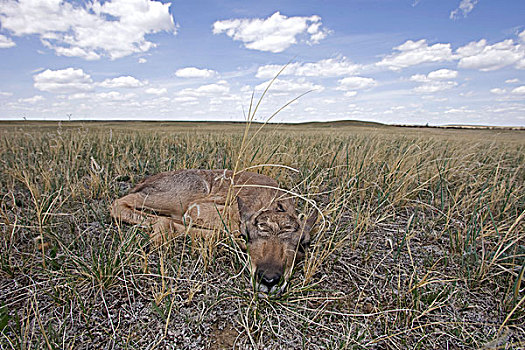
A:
175;67;217;78
520;29;525;43
444;106;476;114
377;39;455;70
256;57;361;79
177;80;230;97
490;88;506;95
337;76;377;90
67;93;91;100
145;87;167;95
410;69;458;82
377;31;525;72
99;76;145;88
0;0;175;60
212;11;330;53
410;69;458;93
18;95;44;104
512;86;525;95
34;68;94;93
427;69;458;80
0;34;15;48
174;96;199;103
414;81;457;93
95;91;136;101
450;0;478;20
255;78;323;93
456;38;525;71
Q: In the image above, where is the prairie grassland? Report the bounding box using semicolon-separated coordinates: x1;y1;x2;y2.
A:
0;121;524;349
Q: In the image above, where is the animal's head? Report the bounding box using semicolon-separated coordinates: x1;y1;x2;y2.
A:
237;197;317;295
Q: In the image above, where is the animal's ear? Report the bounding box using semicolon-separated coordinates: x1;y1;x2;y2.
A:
303;209;318;233
275;200;294;213
236;196;254;223
298;210;317;253
298;232;310;253
237;197;254;242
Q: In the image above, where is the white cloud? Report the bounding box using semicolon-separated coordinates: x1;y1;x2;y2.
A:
377;39;455;70
337;76;377;90
456;39;525;71
138;58;147;64
0;0;175;60
256;57;361;79
174;96;198;103
410;69;458;82
0;34;15;48
410;69;458;93
34;68;93;93
99;76;145;88
490;88;506;95
0;91;13;97
18;95;44;104
444;107;476;114
145;87;167;95
67;93;91;100
95;91;136;101
141;96;170;107
173;96;199;106
427;69;458;80
511;86;525;95
505;78;519;84
177;80;230;97
414;81;457;93
344;91;358;97
212;11;329;53
410;70;458;84
255;78;323;93
175;67;217;78
450;0;478;20
450;0;478;19
520;30;525;42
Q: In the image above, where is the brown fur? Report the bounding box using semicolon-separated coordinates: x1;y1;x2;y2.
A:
110;169;317;293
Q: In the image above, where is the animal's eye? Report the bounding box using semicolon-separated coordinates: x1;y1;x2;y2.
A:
257;223;270;231
276;202;286;212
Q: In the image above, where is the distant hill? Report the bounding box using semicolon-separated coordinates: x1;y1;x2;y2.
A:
0;119;522;131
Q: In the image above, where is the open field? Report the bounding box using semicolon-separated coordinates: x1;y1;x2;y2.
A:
0;121;524;349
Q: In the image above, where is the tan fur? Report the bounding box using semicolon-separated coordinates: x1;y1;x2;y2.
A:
110;169;316;294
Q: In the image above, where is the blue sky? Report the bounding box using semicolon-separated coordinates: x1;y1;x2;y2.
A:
0;0;524;126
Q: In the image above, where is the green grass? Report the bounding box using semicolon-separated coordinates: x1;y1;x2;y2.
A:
0;120;524;349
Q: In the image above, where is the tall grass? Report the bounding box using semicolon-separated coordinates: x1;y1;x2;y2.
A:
0;121;524;348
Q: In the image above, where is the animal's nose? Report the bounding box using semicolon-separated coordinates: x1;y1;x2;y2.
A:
256;269;282;290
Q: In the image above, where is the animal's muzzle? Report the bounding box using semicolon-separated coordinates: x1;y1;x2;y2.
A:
255;263;283;291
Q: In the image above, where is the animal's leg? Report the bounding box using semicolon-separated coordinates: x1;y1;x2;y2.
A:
111;193;167;226
183;202;240;232
152;220;224;244
182;202;245;249
111;193;219;244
